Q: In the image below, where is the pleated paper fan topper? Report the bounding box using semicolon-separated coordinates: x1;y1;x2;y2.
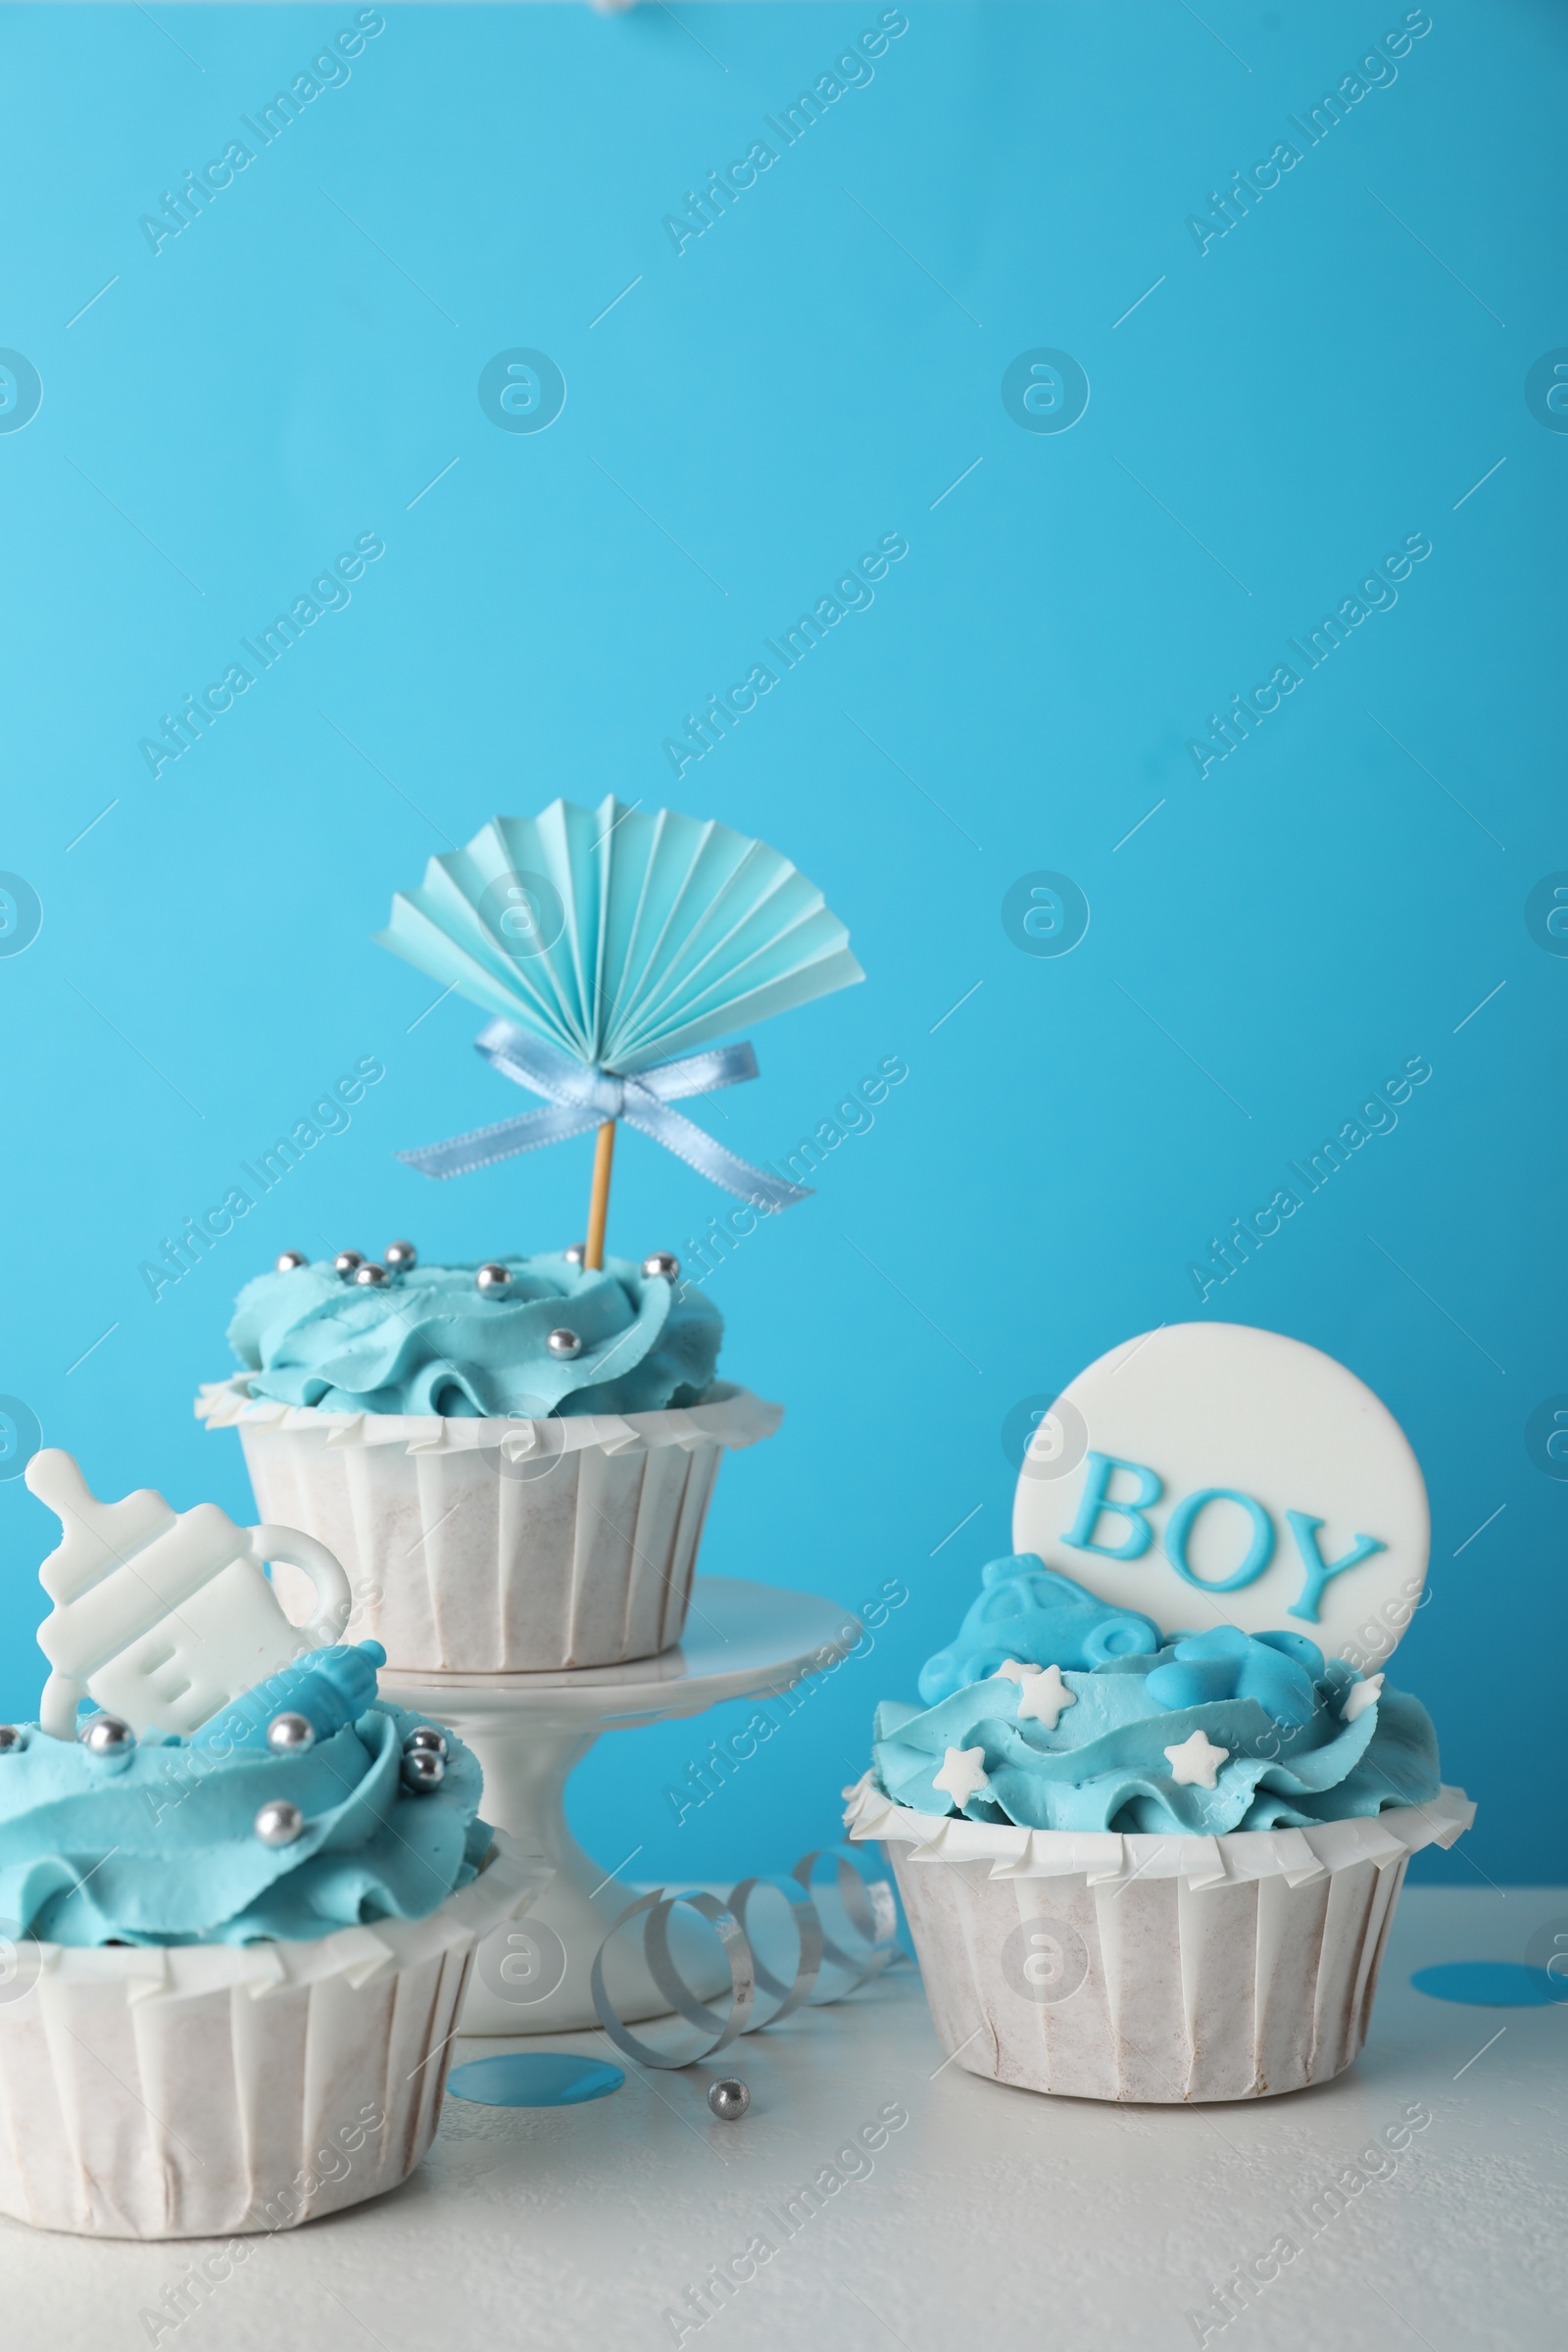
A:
379;798;864;1264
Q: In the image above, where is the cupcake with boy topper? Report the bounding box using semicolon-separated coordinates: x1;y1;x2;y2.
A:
848;1322;1475;2103
198;798;862;1674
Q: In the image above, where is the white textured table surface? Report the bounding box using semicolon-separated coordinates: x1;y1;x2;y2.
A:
7;1887;1564;2352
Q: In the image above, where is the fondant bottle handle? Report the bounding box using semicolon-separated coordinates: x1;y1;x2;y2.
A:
246;1525;353;1653
39;1670;87;1742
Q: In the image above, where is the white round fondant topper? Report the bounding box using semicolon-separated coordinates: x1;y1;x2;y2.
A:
1011;1324;1429;1665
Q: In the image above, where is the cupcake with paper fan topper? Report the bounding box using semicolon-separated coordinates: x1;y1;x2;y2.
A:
199;798;862;1674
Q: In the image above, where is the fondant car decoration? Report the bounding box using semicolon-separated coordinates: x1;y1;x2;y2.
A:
916;1554;1162;1705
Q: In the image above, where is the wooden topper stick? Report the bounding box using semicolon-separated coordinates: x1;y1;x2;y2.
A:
585;1120;616;1270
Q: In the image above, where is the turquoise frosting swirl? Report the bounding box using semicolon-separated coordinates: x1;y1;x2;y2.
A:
227;1250;723;1418
874;1558;1441;1837
0;1699;489;1946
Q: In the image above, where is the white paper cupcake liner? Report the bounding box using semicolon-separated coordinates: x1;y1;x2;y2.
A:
846;1776;1474;2102
198;1377;782;1673
0;1838;547;2239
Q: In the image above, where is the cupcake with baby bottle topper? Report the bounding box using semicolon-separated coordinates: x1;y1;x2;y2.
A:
199;797;863;1673
0;1447;542;2239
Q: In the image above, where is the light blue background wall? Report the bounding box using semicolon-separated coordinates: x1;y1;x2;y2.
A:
0;1;1561;1888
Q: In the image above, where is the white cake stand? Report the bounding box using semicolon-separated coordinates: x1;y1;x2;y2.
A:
378;1576;858;2034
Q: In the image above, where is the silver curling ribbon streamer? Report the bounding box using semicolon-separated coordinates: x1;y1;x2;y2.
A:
727;1875;825;2028
793;1845;902;2001
591;1889;756;2071
591;1846;900;2070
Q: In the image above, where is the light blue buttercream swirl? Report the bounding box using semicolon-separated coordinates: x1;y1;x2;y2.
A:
874;1560;1441;1837
0;1697;490;1946
227;1250;722;1418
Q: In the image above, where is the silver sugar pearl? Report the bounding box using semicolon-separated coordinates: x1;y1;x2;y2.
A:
333;1250;365;1277
642;1252;680;1282
708;2078;750;2123
564;1243;586;1267
353;1261;389;1288
78;1715;134;1754
384;1240;417;1271
475;1262;513;1296
274;1250;309;1273
404;1726;448;1758
546;1327;582;1359
0;1727;24;1753
267;1712;316;1755
401;1748;446;1794
254;1799;305;1847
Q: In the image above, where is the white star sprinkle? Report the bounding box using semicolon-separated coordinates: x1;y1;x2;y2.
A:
1342;1673;1384;1723
993;1658;1037;1685
932;1744;992;1810
1162;1730;1230;1789
1013;1661;1076;1731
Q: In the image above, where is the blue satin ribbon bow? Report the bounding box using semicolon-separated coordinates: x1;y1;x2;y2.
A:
396;1019;810;1211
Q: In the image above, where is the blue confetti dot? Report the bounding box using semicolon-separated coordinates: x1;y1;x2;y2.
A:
447;2053;625;2106
1410;1962;1566;2008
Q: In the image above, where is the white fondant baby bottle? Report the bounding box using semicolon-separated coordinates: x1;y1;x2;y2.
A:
24;1448;353;1740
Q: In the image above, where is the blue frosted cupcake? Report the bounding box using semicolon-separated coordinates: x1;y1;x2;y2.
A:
849;1555;1473;2102
0;1642;539;2238
199;1246;781;1671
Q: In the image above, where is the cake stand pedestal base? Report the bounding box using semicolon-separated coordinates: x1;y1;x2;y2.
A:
378;1576;858;2034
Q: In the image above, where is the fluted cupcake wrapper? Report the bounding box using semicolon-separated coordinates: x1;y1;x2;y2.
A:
0;1838;548;2239
198;1378;782;1673
845;1777;1474;2103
